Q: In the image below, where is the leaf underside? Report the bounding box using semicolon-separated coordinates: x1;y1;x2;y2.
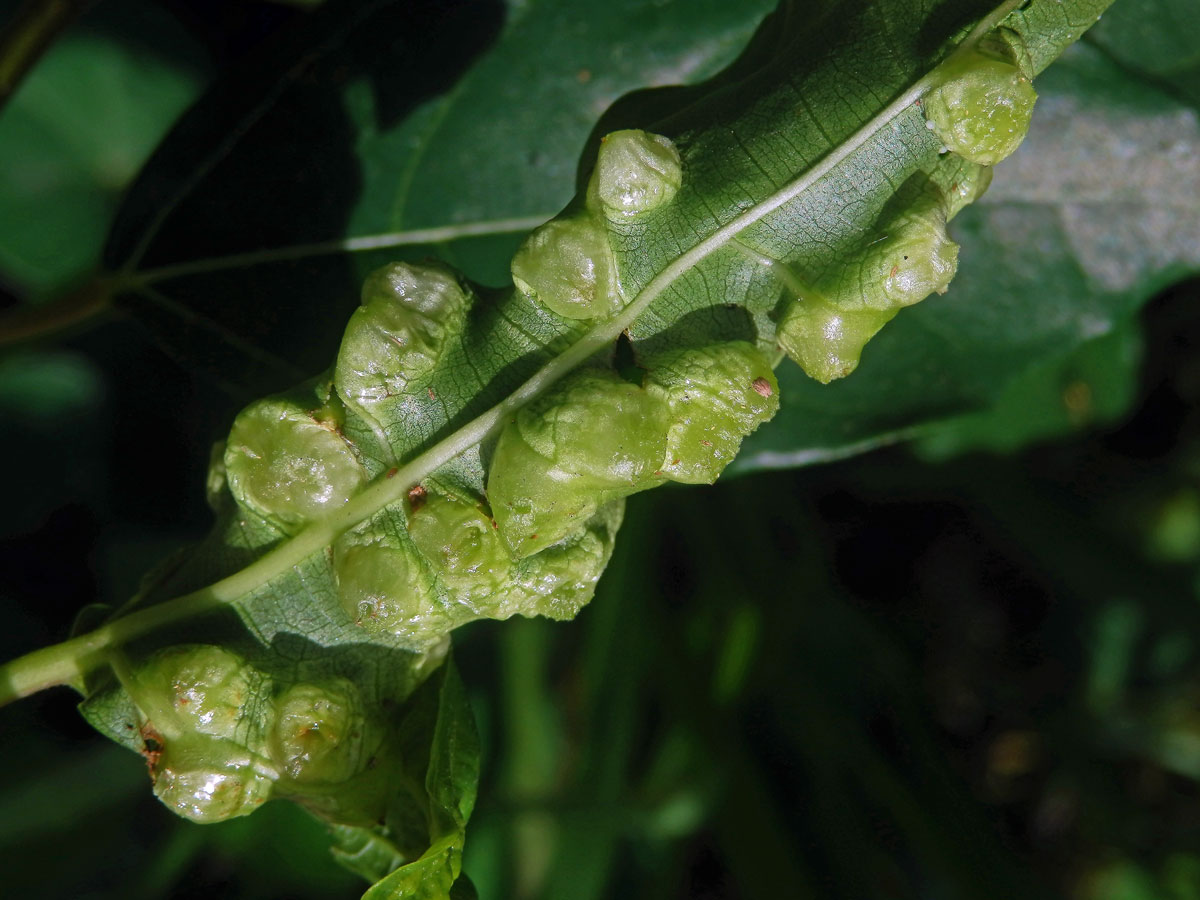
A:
58;1;1119;897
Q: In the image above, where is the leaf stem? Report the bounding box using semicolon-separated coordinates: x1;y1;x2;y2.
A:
128;216;553;286
0;276;115;347
0;0;1025;706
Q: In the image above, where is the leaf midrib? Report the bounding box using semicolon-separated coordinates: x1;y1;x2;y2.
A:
1;0;1022;700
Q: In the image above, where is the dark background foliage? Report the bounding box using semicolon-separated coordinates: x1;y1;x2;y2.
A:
2;1;1199;898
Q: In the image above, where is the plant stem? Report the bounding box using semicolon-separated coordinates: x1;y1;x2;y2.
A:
0;276;114;347
130;216;552;286
0;587;215;706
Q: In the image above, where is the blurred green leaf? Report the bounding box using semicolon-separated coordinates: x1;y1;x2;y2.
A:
0;7;203;297
0;742;143;846
914;322;1141;459
1087;0;1200;103
0;348;107;529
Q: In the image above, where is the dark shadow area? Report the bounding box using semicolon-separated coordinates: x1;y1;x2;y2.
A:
632;304;757;359
104;0;505;398
916;0;997;58
1104;275;1200;460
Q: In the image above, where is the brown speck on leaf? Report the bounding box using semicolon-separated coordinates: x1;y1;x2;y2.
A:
701;440;713;447
491;519;499;530
139;724;164;773
309;410;344;435
672;458;680;466
530;533;538;541
888;264;899;280
427;386;436;401
577;68;592;83
1063;380;1093;423
752;377;773;398
386;467;399;479
408;484;427;511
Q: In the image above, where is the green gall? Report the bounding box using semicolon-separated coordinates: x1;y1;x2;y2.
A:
270;680;371;785
924;51;1037;166
334;541;446;643
152;735;275;824
138;645;264;742
590;129;682;218
644;342;780;484
929;157;993;220
335;261;469;406
225;396;366;531
489;370;667;556
976;26;1036;82
205;442;229;512
777;196;955;383
861;201;959;309
511;216;619;319
131;647;275;824
408;493;512;607
777;291;897;384
516;371;668;486
487;429;595;558
513;500;624;620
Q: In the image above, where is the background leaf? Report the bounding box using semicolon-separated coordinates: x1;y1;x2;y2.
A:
0;0;206;299
1087;0;1200;103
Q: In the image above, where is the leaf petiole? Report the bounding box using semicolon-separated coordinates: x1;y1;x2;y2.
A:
127;215;553;286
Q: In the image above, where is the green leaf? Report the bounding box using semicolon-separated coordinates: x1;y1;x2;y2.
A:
0;1;1123;897
0;349;108;529
913;321;1142;459
46;0;1111;682
359;658;479;899
0;8;203;297
735;35;1200;468
328;822;409;884
1087;0;1200;104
